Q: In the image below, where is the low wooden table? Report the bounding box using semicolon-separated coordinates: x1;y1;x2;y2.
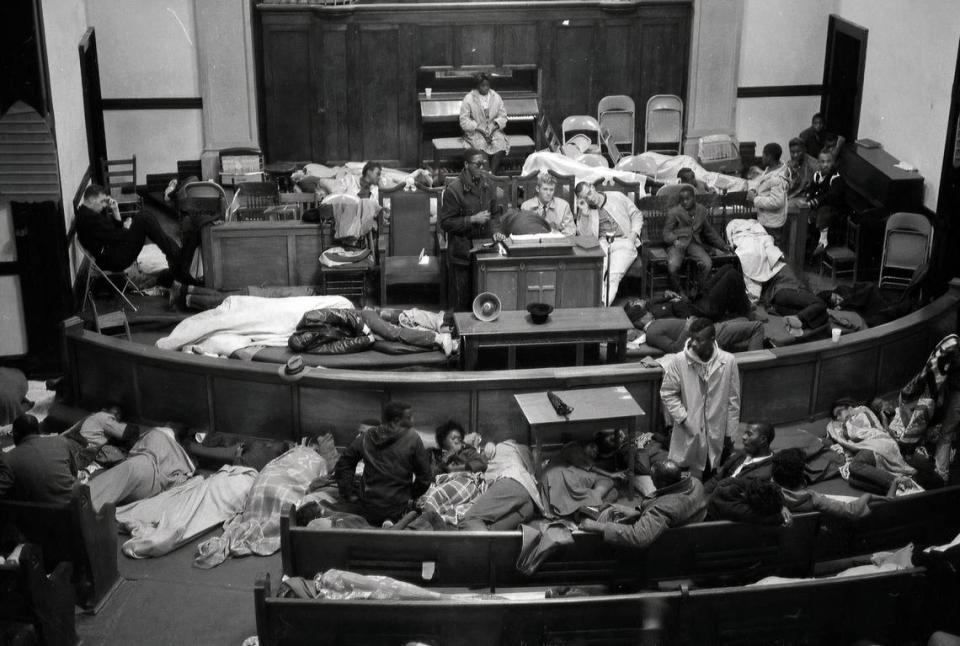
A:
514;386;645;476
453;307;632;370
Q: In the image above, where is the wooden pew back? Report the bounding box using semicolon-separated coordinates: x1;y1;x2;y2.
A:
0;543;76;646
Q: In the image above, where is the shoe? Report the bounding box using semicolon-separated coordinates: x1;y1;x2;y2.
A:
437;332;455;357
163;179;178;201
812;243;826;257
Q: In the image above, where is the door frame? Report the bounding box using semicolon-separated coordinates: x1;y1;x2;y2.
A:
78;27;107;185
933;37;960;288
821;14;868;141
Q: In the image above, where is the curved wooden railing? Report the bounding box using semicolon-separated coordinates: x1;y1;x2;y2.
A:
62;280;960;446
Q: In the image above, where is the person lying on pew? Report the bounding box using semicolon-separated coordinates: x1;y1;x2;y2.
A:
0;415;77;504
333;402;433;527
703;422;776;495
772;448;888;521
622;296;763;356
759;261;829;336
541;441;624;518
459;440;542;531
706;477;786;525
433;420;487;475
578;460;706;549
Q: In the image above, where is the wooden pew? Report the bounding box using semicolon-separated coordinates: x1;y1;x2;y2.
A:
816;483;960;561
0;484;119;613
253;567;928;646
0;543;76;646
281;506;820;591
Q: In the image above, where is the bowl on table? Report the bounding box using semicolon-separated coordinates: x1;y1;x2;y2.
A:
526;302;554;324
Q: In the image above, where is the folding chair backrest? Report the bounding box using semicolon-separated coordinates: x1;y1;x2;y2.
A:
562;115;601;147
645;95;683;154
598;94;636;154
882;231;931;269
181;181;226;201
101;156;137;194
380;187;433;257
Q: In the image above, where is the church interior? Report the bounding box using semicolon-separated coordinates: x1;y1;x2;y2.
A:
2;1;960;644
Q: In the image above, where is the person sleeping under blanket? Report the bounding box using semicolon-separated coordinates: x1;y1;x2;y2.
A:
289;308;457;357
293;162;436;204
540;441;623;519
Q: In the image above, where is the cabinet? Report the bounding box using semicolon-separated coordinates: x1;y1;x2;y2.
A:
473;248;603;310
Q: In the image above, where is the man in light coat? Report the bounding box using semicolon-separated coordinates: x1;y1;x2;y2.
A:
747;143;791;248
659;318;741;480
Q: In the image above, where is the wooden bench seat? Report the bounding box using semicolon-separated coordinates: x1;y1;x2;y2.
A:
0;543;76;646
254;567;929;646
0;485;119;613
281;505;820;591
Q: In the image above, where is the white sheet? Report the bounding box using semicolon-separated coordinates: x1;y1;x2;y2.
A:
521;151;649;187
726;219;784;300
634;152;750;192
156;294;353;355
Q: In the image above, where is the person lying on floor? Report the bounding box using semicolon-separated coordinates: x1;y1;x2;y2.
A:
759;260;829;335
332;402;433;526
772;447;889;521
827;398;942;497
578;460;706;549
60;405;143;469
624;300;763;354
540;441;625;518
817;280;919;328
0;415;77;504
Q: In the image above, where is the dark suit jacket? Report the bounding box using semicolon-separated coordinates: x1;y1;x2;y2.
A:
703;450;773;494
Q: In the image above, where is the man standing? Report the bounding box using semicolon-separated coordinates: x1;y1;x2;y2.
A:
575;181;643;305
517;173;575;236
660;318;741;480
748;143;791;247
578;460;706;549
439;149;501;310
0;415;78;504
333;401;433;526
805;150;846;256
663;186;730;293
798;113;827;158
77;183;187;281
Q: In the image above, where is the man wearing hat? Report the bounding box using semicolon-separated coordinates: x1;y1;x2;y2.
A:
333;401;433;526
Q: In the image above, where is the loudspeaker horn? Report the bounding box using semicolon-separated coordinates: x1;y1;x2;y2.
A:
472;292;502;322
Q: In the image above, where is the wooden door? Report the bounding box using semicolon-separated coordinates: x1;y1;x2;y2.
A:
261;18;315;161
78;28;107;183
933;36;960;290
821;15;868;141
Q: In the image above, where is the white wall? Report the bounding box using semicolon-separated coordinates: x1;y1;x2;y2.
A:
86;0;203;181
834;0;960;210
735;0;836;150
41;0;90;232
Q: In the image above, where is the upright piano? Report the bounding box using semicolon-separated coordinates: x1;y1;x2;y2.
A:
418;66;541;169
840;141;925;279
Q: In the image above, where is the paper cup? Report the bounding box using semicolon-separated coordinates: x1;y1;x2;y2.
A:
831;328;842;343
425;87;432;98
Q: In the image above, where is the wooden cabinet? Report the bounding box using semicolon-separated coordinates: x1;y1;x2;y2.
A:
473;248;603;310
257;2;690;166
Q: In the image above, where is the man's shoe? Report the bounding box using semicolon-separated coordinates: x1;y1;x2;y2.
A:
812;243;826;257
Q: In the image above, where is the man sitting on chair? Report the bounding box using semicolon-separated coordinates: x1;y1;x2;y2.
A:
663;186;730;294
575;181;642;306
516;172;575;236
77;183;188;283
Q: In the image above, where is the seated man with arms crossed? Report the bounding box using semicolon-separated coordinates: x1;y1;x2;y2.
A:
663;185;731;294
77;183;190;283
575;181;643;305
333;402;433;526
578;460;706;549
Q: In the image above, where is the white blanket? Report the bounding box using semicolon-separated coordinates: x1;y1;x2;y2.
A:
522;151;649;187
636;152;749;192
116;465;257;559
156;295;353;356
726;219;784;300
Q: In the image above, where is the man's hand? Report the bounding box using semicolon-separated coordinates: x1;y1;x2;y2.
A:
108;198;122;221
680;418;698;436
780;506;794;527
492;232;506;242
470;210;491;225
578;519;603;533
746;189;757;202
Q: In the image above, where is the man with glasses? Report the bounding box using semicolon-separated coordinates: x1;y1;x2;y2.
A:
440;149;501;310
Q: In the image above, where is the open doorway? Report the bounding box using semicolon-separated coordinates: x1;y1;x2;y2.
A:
79;28;107;185
932;37;960;289
821;15;868;141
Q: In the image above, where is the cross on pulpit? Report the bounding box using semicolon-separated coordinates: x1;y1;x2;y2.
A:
525;271;556;304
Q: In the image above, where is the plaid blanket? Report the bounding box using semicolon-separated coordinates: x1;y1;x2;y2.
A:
421;472;487;526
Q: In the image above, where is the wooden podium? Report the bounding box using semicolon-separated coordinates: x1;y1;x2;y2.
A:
473;245;603;310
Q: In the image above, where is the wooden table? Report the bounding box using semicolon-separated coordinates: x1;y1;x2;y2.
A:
514;386;645;476
454;307;633;370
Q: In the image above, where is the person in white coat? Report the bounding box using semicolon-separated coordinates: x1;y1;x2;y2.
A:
659;318;741;480
747;143;791;248
460;73;510;174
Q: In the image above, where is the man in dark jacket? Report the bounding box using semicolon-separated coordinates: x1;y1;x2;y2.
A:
439;149;501;310
663;186;731;292
76;183;187;280
578;460;706;549
334;401;433;525
804;150;846;256
703;422;775;494
0;415;78;504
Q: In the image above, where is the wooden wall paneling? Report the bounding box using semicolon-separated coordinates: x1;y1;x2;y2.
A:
815;347;881;412
456;24;497;67
475;387;538;443
419;25;453;67
74;344;138;413
875;329;931;395
137;364;210;425
389;388;472;441
355;24;403;164
398;24;419;166
294;232;325;286
499;23;538;67
635;15;690;149
218;235;290;289
550;20;598;131
261;16;314;161
740;359;817;423
213;377;294;440
299;386;385;443
317;24;349;163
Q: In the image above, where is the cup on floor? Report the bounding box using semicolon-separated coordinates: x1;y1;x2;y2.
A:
425;87;432;98
831;327;842;343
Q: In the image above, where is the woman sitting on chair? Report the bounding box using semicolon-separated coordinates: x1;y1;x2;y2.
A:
460;72;510;175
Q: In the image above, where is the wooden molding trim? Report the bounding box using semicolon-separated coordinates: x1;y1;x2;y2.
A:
737;85;824;99
101;97;203;111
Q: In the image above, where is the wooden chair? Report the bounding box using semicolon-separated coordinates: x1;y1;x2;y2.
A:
0;484;120;613
488;174;517;211
820;218;860;282
513;169;576;210
228;181;280;222
378;184;443;306
90;300;131;340
77;245;140;313
636;195;671;297
100;155;142;216
279;191;320;219
597;177;644;208
0;543;76;646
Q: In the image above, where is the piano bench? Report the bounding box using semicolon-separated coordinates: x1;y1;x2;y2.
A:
432;136;536;167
